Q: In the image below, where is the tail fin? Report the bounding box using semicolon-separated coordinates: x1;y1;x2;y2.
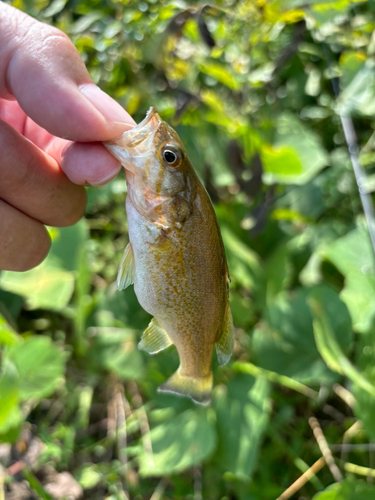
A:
158;369;213;405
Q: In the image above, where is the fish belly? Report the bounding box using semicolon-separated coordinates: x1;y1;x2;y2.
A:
126;196;226;377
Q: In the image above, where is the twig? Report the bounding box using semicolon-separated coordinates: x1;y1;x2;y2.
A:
0;466;4;500
115;384;129;500
368;442;374;484
233;362;318;399
331;443;375;452
150;478;167;500
275;457;326;500
107;386;117;438
340;115;375;262
343;420;362;440
341;420;362;464
322;42;375;264
322;404;346;423
6;460;26;476
128;382;154;467
333;384;356;409
309;417;343;482
344;462;375;477
194;465;202;500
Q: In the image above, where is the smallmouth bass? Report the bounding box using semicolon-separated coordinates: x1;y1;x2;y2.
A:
104;108;234;405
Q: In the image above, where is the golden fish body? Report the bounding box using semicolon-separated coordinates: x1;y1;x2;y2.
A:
105;108;234;404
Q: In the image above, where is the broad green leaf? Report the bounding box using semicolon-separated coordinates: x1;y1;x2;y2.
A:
309;292;375;397
214;374;270;479
339;51;366;89
313;477;375;499
353;373;375;441
139;408;216;476
42;0;67;17
0;361;20;430
87;327;144;380
0;290;24;320
0;259;75;311
336;61;375;117
0;214;88;311
221;226;263;290
253;286;353;384
199;62;240;90
321;225;375;333
0;313;20;346
76;465;102;489
261;242;292;307
50;221;89;272
6;337;66;399
262;114;328;185
261;145;302;176
70;13;104;34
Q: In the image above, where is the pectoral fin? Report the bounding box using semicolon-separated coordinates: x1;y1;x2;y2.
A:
138;317;173;354
117;242;135;291
216;301;235;366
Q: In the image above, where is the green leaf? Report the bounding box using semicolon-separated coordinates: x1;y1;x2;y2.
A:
313;477;375;499
138;408;216;476
221;226;263;291
261;145;302;176
214;374;270;479
261;242;292;307
70;13;104;34
353;375;375;441
321;225;375;333
87;327;144;380
50;221;89;272
309;292;375;397
0;313;20;346
0;261;74;311
199;63;240;89
0;361;20;431
336;61;375;117
253;286;353;384
6;337;66;399
262;113;328;185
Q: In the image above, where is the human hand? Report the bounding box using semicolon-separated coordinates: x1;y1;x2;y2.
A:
0;3;136;272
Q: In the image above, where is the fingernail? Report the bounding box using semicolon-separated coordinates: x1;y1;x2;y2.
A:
79;84;136;128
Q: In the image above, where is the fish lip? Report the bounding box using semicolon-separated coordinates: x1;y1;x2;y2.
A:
106;106;162;149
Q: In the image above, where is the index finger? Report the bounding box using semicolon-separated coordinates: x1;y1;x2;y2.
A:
0;3;136;142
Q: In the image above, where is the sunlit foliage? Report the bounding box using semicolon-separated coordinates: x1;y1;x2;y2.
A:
1;0;375;498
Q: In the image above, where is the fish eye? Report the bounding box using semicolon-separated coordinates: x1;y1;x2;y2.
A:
162;146;182;168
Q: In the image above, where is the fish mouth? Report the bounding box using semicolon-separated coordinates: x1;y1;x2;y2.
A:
106;107;162;150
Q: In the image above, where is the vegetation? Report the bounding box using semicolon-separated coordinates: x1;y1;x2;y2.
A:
1;0;375;498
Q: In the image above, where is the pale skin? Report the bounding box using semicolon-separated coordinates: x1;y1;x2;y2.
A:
0;3;136;272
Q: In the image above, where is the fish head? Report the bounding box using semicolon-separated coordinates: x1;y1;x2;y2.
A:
104;107;191;199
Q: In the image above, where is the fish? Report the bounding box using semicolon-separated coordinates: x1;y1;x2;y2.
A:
104;107;234;405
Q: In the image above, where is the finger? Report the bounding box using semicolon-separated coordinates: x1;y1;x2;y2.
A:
58;141;122;186
0;101;123;186
0;3;136;142
0;199;51;272
0;120;87;227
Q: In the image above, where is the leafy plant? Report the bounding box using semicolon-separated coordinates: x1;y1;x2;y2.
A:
1;0;375;498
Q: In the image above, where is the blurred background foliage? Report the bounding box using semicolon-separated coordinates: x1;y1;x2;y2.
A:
1;0;375;498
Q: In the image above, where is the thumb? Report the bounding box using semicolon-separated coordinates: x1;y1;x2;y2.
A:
0;3;136;142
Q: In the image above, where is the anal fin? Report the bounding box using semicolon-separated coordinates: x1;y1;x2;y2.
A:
216;301;235;366
138;317;173;354
117;242;135;291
